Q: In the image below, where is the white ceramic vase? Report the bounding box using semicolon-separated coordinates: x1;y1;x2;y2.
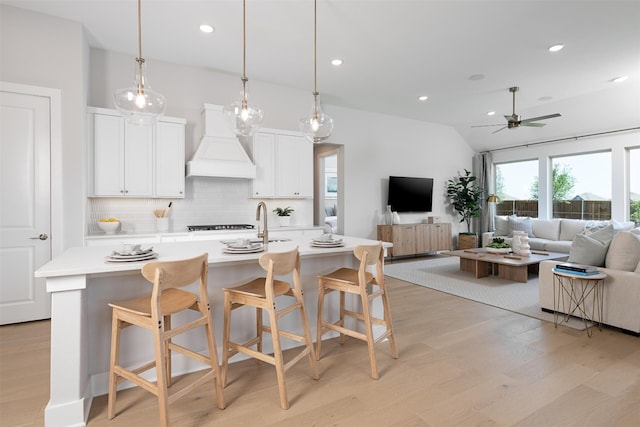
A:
511;231;524;254
519;233;531;256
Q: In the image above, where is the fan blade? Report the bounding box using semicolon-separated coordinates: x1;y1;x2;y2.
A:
521;113;561;123
471;124;504;128
492;126;507;134
520;122;546;128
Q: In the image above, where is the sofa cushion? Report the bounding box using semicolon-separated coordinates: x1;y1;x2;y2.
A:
543;240;572;254
559;219;588;241
532;219;561;241
567;224;614;267
605;231;640;272
508;215;534;237
494;215;509;236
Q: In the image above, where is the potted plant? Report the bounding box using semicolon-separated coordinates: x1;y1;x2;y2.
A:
273;206;294;227
486;237;511;254
446;169;484;249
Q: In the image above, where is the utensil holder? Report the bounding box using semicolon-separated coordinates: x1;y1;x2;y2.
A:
156;217;169;232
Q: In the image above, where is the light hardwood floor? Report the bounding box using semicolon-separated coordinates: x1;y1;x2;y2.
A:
1;275;639;426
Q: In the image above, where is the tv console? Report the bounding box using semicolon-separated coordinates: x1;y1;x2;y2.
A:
377;223;452;258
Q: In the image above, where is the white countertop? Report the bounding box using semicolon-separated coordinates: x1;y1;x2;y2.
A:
85;225;325;240
36;235;391;278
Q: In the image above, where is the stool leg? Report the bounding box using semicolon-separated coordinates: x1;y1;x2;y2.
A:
164;314;172;388
256;307;263;364
153;320;169;427
360;289;378;380
221;291;232;387
339;290;346;345
202;302;225;410
380;288;398;359
296;291;319;380
316;283;326;360
107;312;121;419
268;307;289;409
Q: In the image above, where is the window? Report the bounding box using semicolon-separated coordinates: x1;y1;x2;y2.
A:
495;160;538;217
630;147;640;225
551;151;611;220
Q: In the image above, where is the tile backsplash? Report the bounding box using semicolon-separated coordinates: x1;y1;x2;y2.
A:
88;177;313;235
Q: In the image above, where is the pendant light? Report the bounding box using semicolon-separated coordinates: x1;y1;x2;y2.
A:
223;0;264;137
299;0;334;142
113;0;166;125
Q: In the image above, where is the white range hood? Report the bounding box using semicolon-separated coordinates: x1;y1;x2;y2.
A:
186;104;256;179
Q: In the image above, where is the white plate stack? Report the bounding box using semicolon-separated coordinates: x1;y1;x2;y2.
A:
105;247;157;263
223;241;264;254
310;237;344;248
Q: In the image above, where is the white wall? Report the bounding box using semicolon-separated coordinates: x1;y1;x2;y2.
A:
3;5;476;245
490;130;640;221
1;6;87;249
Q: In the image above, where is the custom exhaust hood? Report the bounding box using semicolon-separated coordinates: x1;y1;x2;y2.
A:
186;104;256;179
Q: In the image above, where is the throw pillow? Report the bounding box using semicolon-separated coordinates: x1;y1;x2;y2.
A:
567;224;614;267
532;219;561;241
605;231;640;271
559;219;588;241
494;215;509;236
508;216;534;237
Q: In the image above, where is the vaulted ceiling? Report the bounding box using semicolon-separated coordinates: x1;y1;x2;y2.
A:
5;0;640;152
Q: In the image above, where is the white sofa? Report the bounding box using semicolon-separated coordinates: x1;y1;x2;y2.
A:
539;260;640;334
538;227;640;334
482;217;634;254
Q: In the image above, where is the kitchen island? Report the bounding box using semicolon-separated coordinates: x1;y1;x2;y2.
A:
35;235;391;427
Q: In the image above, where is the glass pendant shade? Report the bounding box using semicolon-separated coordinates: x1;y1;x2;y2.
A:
299;93;334;142
114;59;166;125
223;80;264;137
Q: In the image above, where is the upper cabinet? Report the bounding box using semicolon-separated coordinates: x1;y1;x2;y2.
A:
88;107;186;198
251;128;313;199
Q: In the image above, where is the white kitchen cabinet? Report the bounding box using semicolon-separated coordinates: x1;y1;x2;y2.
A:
88;107;186;198
251;131;276;197
155;121;185;198
251;129;313;199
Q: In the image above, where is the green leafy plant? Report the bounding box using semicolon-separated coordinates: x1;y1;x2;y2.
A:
446;169;484;234
487;237;510;249
273;207;294;217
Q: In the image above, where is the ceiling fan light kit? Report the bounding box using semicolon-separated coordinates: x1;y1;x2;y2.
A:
113;0;166;125
473;86;561;134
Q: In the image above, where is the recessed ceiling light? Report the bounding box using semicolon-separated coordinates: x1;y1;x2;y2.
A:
548;44;564;52
418;95;428;101
469;74;485;81
539;96;553;102
331;59;343;66
612;76;628;83
487;111;495;116
200;24;214;33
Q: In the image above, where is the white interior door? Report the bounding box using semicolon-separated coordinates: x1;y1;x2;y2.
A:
0;87;52;324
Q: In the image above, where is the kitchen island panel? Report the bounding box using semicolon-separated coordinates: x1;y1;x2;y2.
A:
36;236;389;427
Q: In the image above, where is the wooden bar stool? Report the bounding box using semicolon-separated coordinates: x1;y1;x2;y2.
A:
316;243;398;379
221;247;318;409
107;253;224;427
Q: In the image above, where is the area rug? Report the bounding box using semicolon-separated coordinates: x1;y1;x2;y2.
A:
384;256;585;330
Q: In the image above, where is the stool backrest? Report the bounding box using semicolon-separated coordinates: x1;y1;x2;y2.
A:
258;247;300;276
354;243;384;284
141;253;209;292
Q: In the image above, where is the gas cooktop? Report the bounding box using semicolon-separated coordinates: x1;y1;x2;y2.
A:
187;224;256;232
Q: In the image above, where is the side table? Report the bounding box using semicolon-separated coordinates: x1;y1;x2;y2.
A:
552;268;606;337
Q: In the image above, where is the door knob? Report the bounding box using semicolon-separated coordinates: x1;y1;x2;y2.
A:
29;233;48;240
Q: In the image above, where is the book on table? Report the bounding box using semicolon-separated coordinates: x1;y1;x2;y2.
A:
553;268;600;276
554;262;599;275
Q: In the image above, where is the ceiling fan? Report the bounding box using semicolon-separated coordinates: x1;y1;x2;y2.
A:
473;86;561;134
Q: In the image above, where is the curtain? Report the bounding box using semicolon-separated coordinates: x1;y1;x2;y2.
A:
473;152;493;237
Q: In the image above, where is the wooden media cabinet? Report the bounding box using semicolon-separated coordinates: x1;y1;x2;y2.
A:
377;223;452;257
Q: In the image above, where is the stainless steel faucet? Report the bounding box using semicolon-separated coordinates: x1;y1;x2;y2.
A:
256;201;268;246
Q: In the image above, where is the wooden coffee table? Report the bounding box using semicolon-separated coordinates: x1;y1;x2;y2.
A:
446;248;567;283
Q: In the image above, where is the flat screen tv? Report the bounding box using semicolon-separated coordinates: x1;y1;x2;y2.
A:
387;176;434;213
